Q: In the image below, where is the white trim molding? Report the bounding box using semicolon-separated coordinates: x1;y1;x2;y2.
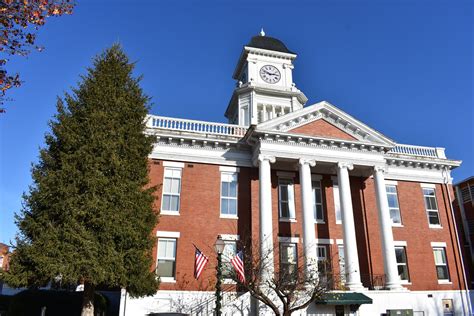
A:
315;238;334;245
162;161;185;168
393;241;407;247
431;241;447;247
385;180;398;186
219;166;240;173
278;236;300;243
156;231;181;238
336;239;344;245
421;183;436;189
220;234;240;241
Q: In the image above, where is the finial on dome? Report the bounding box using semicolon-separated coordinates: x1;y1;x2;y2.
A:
260;28;265;36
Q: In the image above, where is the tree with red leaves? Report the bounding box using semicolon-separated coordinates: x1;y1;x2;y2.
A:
0;0;74;112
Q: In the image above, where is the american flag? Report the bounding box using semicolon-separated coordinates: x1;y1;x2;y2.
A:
231;250;246;283
194;246;209;280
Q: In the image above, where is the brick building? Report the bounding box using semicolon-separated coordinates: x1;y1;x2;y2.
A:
453;177;474;289
123;32;473;315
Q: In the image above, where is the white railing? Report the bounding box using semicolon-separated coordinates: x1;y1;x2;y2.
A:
389;144;446;159
146;115;247;137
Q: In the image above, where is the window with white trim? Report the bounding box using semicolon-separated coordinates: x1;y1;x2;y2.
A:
280;243;297;278
338;245;346;284
220;172;238;217
433;247;450;281
0;256;3;269
316;245;328;273
221;240;237;279
386;185;402;224
157;238;177;279
312;180;324;222
423;188;440;226
332;180;341;224
161;168;182;212
279;179;296;219
394;246;410;281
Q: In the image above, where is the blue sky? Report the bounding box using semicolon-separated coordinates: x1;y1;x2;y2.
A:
0;0;472;244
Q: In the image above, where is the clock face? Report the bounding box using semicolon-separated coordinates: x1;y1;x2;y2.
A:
259;65;281;84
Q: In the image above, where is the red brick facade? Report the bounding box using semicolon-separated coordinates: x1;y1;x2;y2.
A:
289;119;358;141
149;160;467;292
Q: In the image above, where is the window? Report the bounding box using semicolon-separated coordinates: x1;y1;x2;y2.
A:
316;245;328;273
221;240;237;279
386;185;402;225
157;238;177;279
460;186;472;203
394;246;410;282
280;243;297;278
0;256;3;269
161;168;182;212
279;179;295;219
338;245;346;284
312;180;324;222
221;173;238;217
332;179;342;224
423;188;441;226
433;247;450;281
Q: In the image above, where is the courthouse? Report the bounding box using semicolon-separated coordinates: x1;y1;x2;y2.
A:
124;31;472;315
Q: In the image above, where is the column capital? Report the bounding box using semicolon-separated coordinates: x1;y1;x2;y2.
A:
258;154;276;164
374;165;387;174
337;162;354;171
298;158;316;167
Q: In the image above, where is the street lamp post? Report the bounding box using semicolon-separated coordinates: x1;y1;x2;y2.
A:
214;235;225;316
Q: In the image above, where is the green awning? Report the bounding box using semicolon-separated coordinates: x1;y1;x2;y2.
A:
315;292;373;305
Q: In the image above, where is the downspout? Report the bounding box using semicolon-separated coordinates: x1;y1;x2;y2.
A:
443;167;473;315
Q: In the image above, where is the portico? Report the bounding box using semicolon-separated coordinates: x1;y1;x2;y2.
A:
252;131;403;291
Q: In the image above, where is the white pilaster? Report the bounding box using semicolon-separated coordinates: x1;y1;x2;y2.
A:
258;154;276;282
336;162;364;290
298;159;318;278
374;167;405;290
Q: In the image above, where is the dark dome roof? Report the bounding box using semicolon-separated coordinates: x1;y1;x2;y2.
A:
247;35;295;54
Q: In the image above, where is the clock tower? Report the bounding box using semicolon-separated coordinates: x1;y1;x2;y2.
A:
225;30;308;126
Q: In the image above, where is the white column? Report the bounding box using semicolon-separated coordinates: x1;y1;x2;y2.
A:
336;162;364;290
258;154;276;282
373;166;404;290
299;159;318;278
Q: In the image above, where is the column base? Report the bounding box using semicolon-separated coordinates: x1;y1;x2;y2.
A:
345;282;367;291
385;282;408;291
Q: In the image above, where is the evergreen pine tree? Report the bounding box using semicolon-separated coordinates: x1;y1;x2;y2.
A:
4;45;159;315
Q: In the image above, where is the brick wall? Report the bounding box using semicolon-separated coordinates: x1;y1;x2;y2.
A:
289;119;357;141
149;159;466;292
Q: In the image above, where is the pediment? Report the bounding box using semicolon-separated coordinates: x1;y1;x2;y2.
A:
256;101;395;145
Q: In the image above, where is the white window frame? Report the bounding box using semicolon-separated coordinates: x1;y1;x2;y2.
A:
221;239;237;283
386;184;402;226
220;172;238;218
394;246;410;283
280;242;298;278
278;178;296;221
338;245;346;284
332;177;342;224
156;237;178;283
312;177;325;223
316;245;328;273
422;186;441;228
161;167;183;215
432;247;450;283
